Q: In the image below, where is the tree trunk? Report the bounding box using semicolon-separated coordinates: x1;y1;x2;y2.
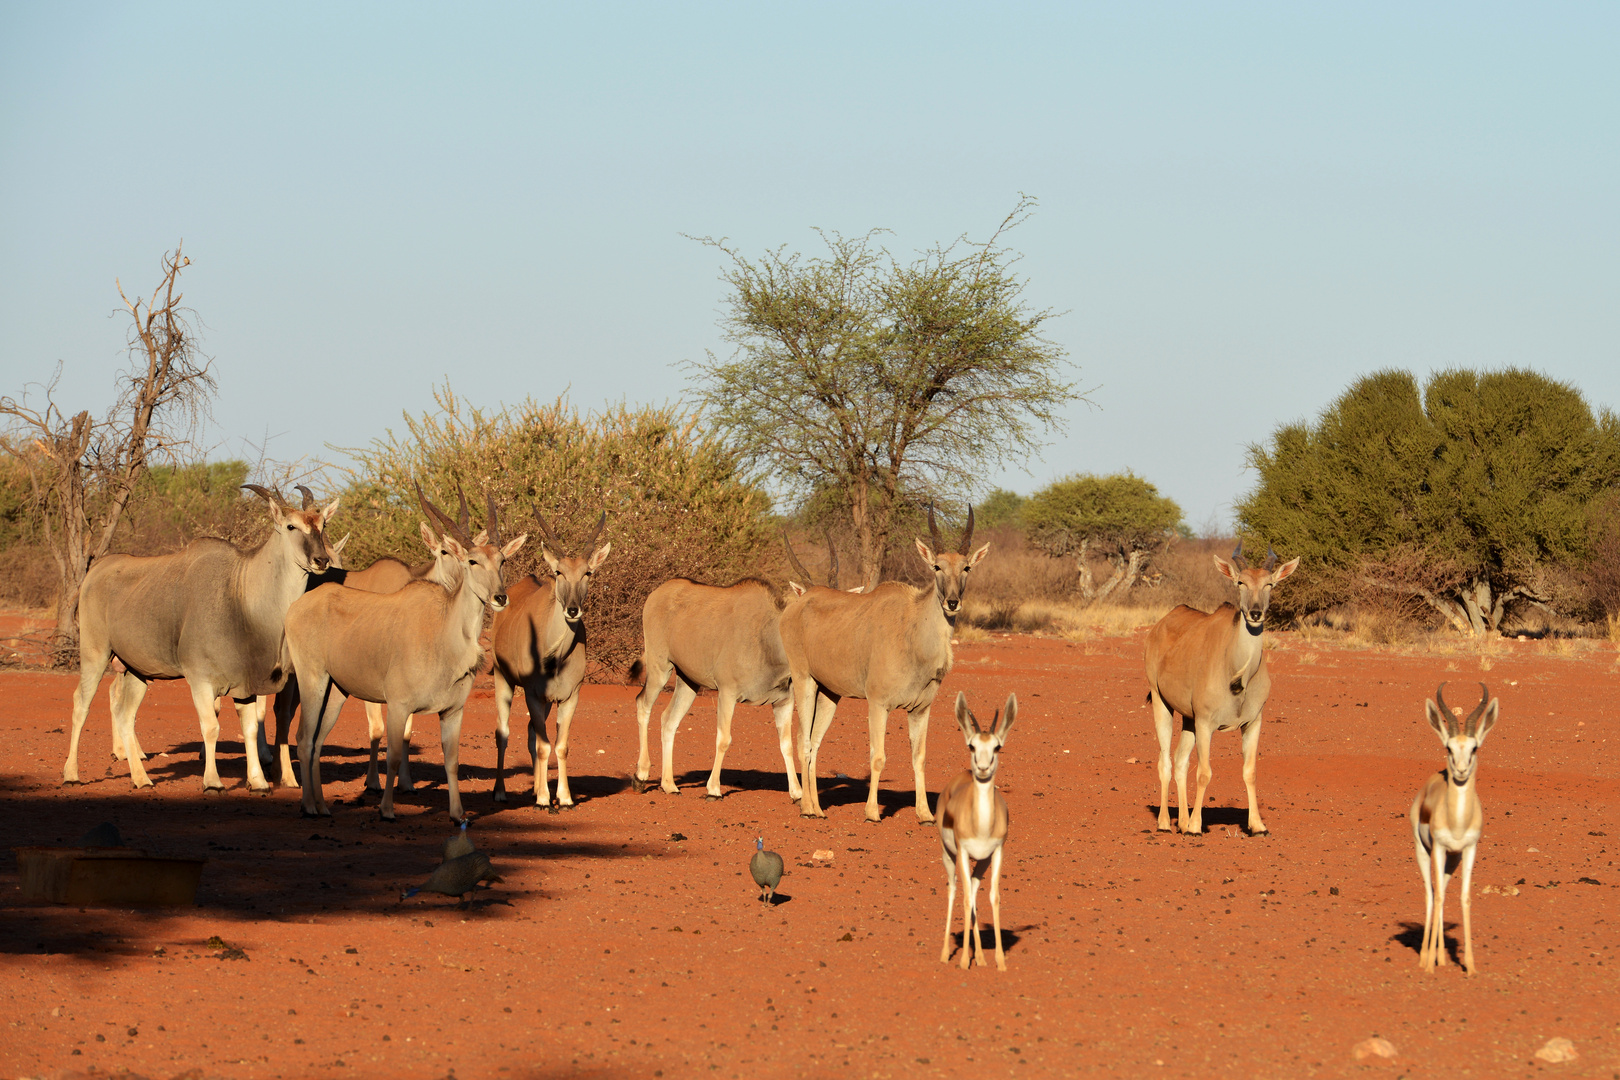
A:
1457;578;1492;637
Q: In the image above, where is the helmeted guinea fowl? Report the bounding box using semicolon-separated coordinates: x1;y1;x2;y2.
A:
442;820;475;861
750;836;784;904
402;851;503;904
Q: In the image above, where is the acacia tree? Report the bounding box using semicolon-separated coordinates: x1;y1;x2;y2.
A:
687;197;1081;588
1238;368;1620;635
1024;473;1184;602
0;245;215;660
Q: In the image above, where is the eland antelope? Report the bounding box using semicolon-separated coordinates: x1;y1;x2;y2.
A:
490;510;611;809
64;485;340;791
780;505;989;823
263;484;473;791
284;492;525;821
1144;543;1299;835
938;691;1015;971
1411;682;1499;974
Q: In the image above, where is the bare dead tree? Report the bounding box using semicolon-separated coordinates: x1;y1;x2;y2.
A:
0;244;216;662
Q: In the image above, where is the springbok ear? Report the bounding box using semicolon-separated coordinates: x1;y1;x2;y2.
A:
502;533;528;559
915;537;935;565
321;498;341;523
419;521;440;552
1271;557;1300;583
954;691;977;743
588;542;612;571
996;694;1017;744
1424;699;1450;740
968;542;991;568
1212;553;1239;582
1474;699;1500;746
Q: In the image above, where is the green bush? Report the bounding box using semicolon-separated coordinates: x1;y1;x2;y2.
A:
335;386;775;676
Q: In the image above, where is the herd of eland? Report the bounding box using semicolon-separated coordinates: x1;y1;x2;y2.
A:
56;483;1503;973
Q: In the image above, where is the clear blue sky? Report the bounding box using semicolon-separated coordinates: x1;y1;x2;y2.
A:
3;3;1616;531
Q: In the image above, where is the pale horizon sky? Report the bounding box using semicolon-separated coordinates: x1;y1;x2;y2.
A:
3;3;1616;531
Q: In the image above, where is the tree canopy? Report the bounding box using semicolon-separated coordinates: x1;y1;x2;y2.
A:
1237;367;1620;633
1024;472;1184;602
686;197;1080;588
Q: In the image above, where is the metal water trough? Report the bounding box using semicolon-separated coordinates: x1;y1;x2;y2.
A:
14;846;206;907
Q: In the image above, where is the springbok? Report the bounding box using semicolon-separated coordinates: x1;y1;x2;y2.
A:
780;505;989;823
1411;682;1499;974
263;484;473;791
490;511;611;808
938;691;1015;971
64;485;339;791
284;493;525;821
1143;543;1299;835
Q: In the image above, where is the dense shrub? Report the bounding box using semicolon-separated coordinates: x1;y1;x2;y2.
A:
333;386;775;676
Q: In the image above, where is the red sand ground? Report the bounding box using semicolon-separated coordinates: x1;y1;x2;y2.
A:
2;629;1617;1079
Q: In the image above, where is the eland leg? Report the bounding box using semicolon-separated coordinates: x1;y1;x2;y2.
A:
660;675;699;795
1150;690;1176;831
64;643;114;785
552;690;579;808
632;656;671;793
771;698;803;802
864;699;889;823
1187;721;1215;835
1240;716;1267;835
525;690;556;808
440;706;466;823
906;703;934;824
705;686;739;799
186;681;227;791
493;669;516;802
109;670;152;787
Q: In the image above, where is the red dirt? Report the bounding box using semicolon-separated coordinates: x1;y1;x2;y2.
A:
2;630;1617;1079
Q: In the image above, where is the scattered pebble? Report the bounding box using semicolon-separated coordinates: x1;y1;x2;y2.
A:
1534;1038;1578;1064
1351;1037;1397;1062
812;850;835;863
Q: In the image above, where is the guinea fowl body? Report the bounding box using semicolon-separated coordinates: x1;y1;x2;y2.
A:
443;822;475;861
404;851;502;903
750;837;784;903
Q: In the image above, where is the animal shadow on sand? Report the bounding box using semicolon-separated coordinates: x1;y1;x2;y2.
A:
1138;804;1255;831
1391;920;1459;964
943;924;1028;959
667;767;799;799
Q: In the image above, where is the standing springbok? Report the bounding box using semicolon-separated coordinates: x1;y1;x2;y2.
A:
1411;682;1499;974
1143;543;1299;835
64;485;339;791
284;493;525;821
490;511;611;809
780;505;989;823
938;691;1015;971
264;483;474;790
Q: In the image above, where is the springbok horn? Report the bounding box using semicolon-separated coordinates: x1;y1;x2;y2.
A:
294;484;315;510
783;529;814;586
1434;681;1455;735
1264;545;1278;572
532;509;566;555
415;480;474;547
1231;540;1246;570
1464;682;1491;735
585;512;607;549
822;526;839;590
927;502;943;552
959;505;976;555
485;491;503;548
241;484;280;506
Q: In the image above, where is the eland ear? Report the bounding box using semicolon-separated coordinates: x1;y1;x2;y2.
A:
1271;557;1300;583
321;498;340;523
788;581;807;596
419;521;441;553
330;534;350;557
588;542;612;571
1212;553;1239;582
968;542;991;569
443;535;468;561
915;537;935;566
502;533;528;559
